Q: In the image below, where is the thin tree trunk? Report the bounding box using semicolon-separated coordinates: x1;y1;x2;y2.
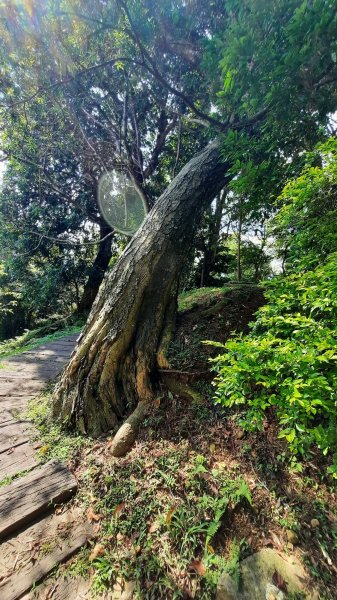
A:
237;196;243;282
77;222;113;315
53;140;230;453
200;190;227;287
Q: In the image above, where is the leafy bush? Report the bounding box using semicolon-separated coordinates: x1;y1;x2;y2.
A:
209;140;337;477
274;137;337;271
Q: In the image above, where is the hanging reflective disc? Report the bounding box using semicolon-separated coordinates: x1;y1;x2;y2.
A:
98;171;147;236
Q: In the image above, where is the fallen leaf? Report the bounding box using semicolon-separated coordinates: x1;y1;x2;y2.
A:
154;397;161;408
326;511;337;524
272;570;288;593
89;543;105;561
270;530;283;549
30;540;41;562
209;443;216;453
33;442;42;449
87;507;102;522
248;478;257;490
148;521;160;533
39;445;49;455
319;542;332;566
189;560;206;576
42;581;59;600
262;538;273;547
113;501;126;517
132;544;141;556
93;523;101;534
206;543;215;554
165;507;175;525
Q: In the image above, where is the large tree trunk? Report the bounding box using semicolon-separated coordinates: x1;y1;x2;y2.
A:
77;222;113;315
53;140;229;454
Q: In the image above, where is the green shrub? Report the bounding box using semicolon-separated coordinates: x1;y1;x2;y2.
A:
209;256;337;476
209;140;337;477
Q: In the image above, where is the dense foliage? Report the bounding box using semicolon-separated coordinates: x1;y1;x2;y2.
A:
211;139;337;476
1;0;336;339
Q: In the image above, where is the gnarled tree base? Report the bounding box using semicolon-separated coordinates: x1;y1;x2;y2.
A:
52;140;229;447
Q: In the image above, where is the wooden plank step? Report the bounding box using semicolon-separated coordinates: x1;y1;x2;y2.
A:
0;507;92;600
6;352;70;361
31;344;76;353
0;380;46;397
0;460;77;539
21;349;73;357
4;356;68;365
0;395;34;403
0;366;62;379
22;575;135;600
0;373;51;381
21;578;92;600
0;398;33;423
0;420;33;453
0;442;38;480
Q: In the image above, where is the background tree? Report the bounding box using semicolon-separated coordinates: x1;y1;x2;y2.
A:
0;0;213;331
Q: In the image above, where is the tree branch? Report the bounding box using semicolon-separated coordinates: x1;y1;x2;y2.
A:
143;110;177;180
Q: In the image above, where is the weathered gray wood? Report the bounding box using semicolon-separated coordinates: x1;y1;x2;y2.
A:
0;398;32;423
0;395;33;403
4;356;68;365
21;578;92;600
0;366;62;378
22;350;73;358
0;421;33;453
0;442;38;480
0;373;51;381
0;380;46;397
0;508;92;600
0;460;77;539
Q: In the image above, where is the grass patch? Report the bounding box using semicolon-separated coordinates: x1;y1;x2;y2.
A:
66;441;252;599
178;287;229;312
177;284;256;313
25;394;90;463
0;466;36;488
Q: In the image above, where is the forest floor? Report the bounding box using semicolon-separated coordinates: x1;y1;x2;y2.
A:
1;286;336;599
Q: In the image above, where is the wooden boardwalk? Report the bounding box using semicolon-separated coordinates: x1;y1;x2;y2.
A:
0;335;94;600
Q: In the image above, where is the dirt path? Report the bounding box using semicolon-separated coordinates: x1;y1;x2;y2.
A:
0;335;94;600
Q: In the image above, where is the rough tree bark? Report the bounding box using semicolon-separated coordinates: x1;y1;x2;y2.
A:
77;222;113;315
53;140;230;454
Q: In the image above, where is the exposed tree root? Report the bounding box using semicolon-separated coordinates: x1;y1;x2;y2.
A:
160;372;204;403
109;401;150;457
108;372;206;456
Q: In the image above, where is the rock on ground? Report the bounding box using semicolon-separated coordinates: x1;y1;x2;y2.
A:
217;548;317;600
